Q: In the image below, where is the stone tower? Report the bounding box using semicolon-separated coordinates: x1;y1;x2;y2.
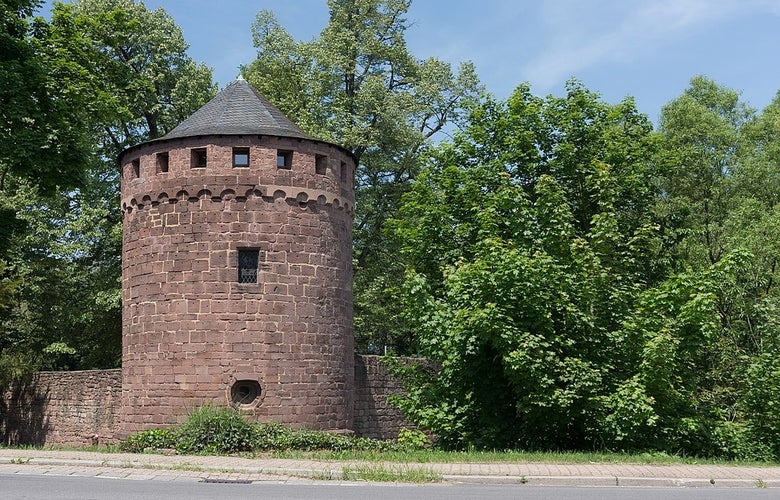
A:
118;80;355;435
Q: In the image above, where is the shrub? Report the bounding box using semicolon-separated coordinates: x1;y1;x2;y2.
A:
120;406;406;455
289;429;350;451
397;427;432;450
174;405;255;455
119;428;176;453
252;422;295;450
251;422;402;452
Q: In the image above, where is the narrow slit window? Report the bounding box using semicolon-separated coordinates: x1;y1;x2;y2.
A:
277;150;292;169
315;154;327;175
191;148;207;168
132;159;140;178
156;152;169;173
340;161;347;182
233;147;249;168
238;249;259;284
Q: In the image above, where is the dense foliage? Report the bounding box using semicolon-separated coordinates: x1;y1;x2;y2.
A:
243;0;481;353
0;0;215;372
390;77;780;459
3;0;780;460
390;81;662;449
119;405;415;455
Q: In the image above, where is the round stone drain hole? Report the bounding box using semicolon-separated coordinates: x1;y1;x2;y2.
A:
230;379;261;405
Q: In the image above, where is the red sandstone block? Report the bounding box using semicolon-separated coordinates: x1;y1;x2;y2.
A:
272;302;295;315
229;301;247;314
191;259;209;272
210;300;229;313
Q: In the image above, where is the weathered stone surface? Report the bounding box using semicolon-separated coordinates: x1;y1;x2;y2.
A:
353;356;424;440
0;370;121;446
120;134;356;436
0;357;420;446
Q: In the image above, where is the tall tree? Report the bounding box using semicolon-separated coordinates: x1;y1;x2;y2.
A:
243;0;481;353
648;79;780;459
0;0;215;370
55;0;216;155
656;75;753;268
0;0;91;194
390;81;661;449
0;0;93;345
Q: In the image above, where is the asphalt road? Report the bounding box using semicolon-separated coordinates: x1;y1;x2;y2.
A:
2;474;779;500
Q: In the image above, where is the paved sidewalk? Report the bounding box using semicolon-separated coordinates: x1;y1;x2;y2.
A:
1;448;779;487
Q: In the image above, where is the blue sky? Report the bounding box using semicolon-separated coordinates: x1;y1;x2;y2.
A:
41;1;780;124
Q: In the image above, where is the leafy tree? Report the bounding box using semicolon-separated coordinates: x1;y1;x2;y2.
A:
52;0;216;154
390;76;780;458
594;78;780;458
243;0;481;353
0;0;93;353
656;76;753;268
0;0;91;194
390;81;661;449
0;0;215;370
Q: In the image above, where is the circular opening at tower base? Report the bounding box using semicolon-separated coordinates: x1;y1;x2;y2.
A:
230;380;261;406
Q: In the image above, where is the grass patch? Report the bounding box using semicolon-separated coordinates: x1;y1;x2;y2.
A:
0;444;122;454
272;448;779;467
341;464;441;483
4;442;778;468
8;405;779;469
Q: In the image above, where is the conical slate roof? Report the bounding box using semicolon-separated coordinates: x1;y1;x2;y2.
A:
162;78;310;140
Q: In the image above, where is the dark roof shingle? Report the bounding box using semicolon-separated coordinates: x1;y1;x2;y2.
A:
162;78;310;140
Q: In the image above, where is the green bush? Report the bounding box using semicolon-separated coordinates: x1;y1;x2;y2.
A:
252;422;295;450
120;406;406;455
119;428;175;453
397;428;432;450
743;350;780;461
174;405;255;455
288;429;350;451
251;422;401;452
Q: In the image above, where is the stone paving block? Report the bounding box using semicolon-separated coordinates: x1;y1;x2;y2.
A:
2;449;780;487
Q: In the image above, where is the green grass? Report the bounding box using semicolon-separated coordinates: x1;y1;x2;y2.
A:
341;464;441;483
0;444;122;453
4;442;778;468
271;448;779;467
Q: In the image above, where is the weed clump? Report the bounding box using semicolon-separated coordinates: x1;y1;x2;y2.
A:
119;405;408;455
174;405;255;454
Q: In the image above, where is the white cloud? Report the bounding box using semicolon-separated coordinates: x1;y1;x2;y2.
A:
522;0;773;90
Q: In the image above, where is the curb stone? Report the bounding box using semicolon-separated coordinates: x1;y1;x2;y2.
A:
1;451;780;488
441;474;780;488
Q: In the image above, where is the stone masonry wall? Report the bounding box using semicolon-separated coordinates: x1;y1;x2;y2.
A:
353;355;419;440
0;369;121;447
0;358;419;446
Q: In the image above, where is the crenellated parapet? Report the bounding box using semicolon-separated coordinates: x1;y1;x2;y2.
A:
123;184;353;215
120;134;355;216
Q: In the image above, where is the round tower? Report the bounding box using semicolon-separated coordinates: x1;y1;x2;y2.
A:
118;80;355;434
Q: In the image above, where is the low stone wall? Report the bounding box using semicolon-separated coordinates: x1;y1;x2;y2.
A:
0;369;122;447
0;356;420;446
353;355;419;440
